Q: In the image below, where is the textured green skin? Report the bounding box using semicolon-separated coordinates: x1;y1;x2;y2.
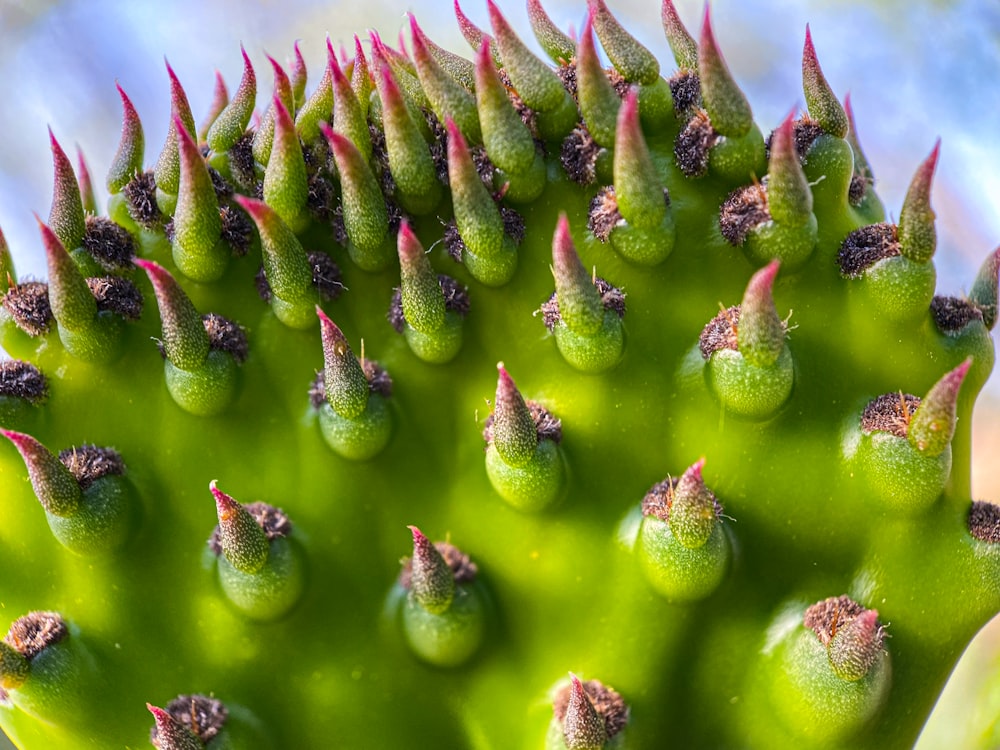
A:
1;7;998;749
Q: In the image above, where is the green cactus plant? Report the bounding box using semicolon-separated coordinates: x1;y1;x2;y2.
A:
1;1;999;748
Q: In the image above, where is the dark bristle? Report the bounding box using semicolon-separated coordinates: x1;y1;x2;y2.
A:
58;444;125;489
2;281;53;336
227;132;258;193
803;595;868;645
930;295;983;334
0;360;47;403
969;501;1000;544
153;695;228;746
202;313;248;364
82;215;136;271
561;125;600;186
87;276;143;320
838;223;899;278
588;187;622;243
220;204;253;257
719;184;770;247
3;612;67;660
669;71;701;118
308;250;344;302
674;109;718;178
860;392;921;437
123;170;162;229
699;306;740;359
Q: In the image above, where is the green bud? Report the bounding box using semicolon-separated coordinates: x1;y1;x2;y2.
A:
207;46;256;153
576;12;621;149
376;64;442;215
172;118;226;282
698;7;752;138
322;125;391;272
527;0;576;65
475;39;537;175
47;131;86;252
154;61;197;197
897;141;940;264
588;0;659;85
234;196;316;329
801;26;848;139
661;0;698;72
262;96;309;229
410;15;481;143
106;84;145;195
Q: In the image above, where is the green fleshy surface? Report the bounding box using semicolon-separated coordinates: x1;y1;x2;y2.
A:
0;4;998;749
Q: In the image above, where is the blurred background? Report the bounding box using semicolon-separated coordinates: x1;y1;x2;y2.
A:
0;0;997;747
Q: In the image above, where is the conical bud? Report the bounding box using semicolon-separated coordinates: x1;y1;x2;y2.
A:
767;114;813;225
295;40;334;144
551;214;604;336
398;221;446;333
588;0;659;84
2;429;81;516
969;246;1000;330
527;0;576;65
474;38;536;175
488;0;569;113
698;7;752;137
613;89;665;229
667;459;719;549
317;307;369;419
576;11;621;148
409;14;481;142
562;673;608;749
446;118;505;259
47;130;86;251
106;83;145;194
154;61;197;195
134;259;210;371
321;125;390;271
147;704;205;750
897;141;939;264
661;0;698;72
210;481;270;574
737;260;785;368
376;64;441;215
802;26;848;138
261;96;309;227
331;51;373;163
172;118;224;281
407;526;456;615
207;45;256;153
490;363;538;468
198;70;229;143
908;358;971;456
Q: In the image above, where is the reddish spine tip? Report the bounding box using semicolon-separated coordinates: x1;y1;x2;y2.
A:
397;220;423;265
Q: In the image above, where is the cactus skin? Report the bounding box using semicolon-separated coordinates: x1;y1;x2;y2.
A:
1;3;999;748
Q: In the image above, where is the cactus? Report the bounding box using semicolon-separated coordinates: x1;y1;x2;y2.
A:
1;1;998;747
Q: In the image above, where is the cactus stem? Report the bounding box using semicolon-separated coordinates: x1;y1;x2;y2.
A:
106;83;145;195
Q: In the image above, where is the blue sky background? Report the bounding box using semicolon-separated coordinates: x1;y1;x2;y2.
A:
0;1;998;747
